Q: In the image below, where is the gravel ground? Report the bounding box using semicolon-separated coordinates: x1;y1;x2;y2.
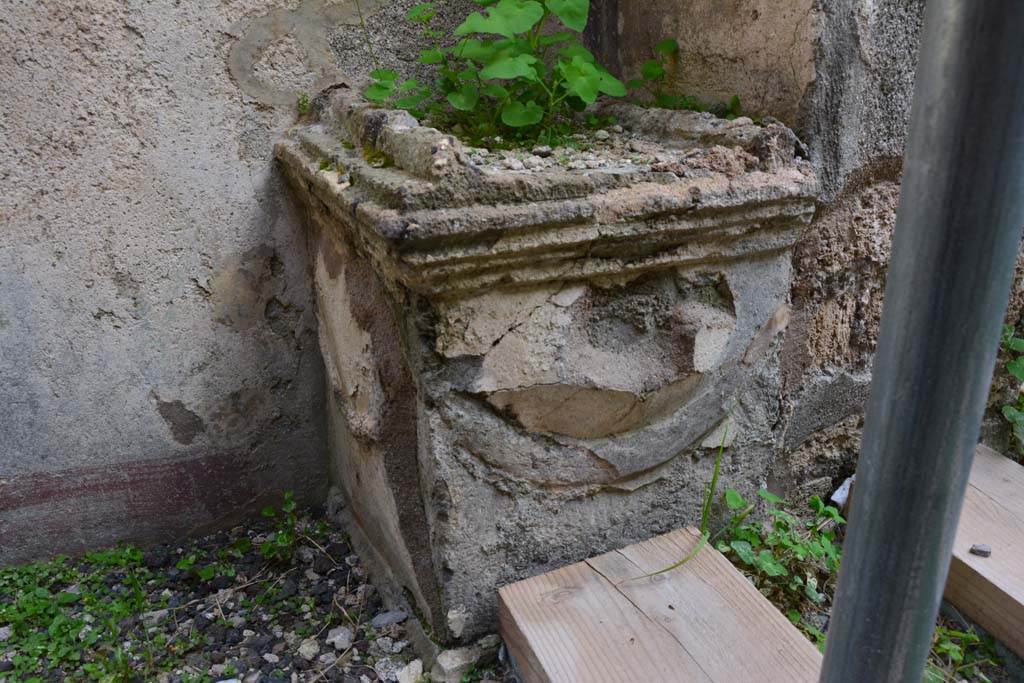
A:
0;503;512;683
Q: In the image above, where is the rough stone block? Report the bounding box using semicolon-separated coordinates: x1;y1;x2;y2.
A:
276;87;817;643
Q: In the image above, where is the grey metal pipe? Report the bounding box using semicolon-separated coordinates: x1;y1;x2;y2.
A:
819;2;1024;681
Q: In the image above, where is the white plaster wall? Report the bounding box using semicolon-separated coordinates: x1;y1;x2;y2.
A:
0;0;361;562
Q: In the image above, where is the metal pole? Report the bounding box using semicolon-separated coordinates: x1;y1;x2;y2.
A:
819;2;1024;681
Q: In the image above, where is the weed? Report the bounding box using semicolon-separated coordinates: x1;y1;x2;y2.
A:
715;490;844;615
363;0;625;145
924;621;1003;682
625;39;700;112
297;92;310;116
0;545;193;682
1000;325;1024;454
260;490;300;563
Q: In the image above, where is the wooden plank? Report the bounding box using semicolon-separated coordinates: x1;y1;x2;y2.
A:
968;444;1024;520
945;448;1024;658
499;527;821;682
589;527;821;683
498;554;712;683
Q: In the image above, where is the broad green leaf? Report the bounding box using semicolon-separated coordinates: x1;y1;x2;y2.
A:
539;31;574;46
419;47;446;64
481;83;510;99
501;100;544;127
394;91;430;111
369;69;399;82
558;43;595;63
655;38;679;54
480;53;538;80
454;0;545;39
758;489;786;505
559;56;601;104
446;83;480;111
626;78;645;89
1007;337;1024;351
398;79;421;93
365;81;395;103
597;69;626;97
724;488;746;510
454;38;501;62
641;58;665;81
545;0;589;31
756;549;788;577
406;2;436;22
729;540;757;565
1008;358;1024;381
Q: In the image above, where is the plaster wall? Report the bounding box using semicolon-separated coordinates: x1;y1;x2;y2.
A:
0;0;456;563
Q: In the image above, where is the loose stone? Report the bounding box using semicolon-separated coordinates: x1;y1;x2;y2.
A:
594;129;611;140
326;625;354;651
969;543;992;557
370;610;408;629
297;637;320;660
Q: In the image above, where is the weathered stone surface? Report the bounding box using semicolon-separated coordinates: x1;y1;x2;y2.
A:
611;0;819;125
278;88;817;642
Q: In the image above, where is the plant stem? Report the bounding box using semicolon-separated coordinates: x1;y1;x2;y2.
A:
353;0;379;70
700;425;729;535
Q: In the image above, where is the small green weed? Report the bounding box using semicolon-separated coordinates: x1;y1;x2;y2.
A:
363;0;625;145
260;490;300;563
924;622;1003;683
298;92;311;115
715;490;844;614
0;545;190;682
626;39;700;112
1000;325;1024;454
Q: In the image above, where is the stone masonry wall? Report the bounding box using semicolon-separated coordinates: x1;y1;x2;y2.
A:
0;0;473;564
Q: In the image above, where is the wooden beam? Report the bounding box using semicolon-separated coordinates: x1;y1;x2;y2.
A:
944;444;1024;658
499;527;821;682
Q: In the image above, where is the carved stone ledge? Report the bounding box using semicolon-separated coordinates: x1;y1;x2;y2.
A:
276;86;818;643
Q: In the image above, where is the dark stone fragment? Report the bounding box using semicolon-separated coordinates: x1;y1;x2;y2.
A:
246;633;273;651
144;546;172;568
207;624;227;644
194;614;211;631
354;639;370;653
328;566;351;583
0;661;14;673
279;578;298;598
313;555;334;574
969;543;992;557
211;575;233;590
210;651;226;664
326;542;350;558
225;628;244;645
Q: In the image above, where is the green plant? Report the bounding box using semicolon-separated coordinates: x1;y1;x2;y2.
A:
0;545;203;682
924;622;1002;682
626;39;700;112
716;491;844;615
260;490;299;562
297;92;310;115
364;0;626;145
1000;325;1024;454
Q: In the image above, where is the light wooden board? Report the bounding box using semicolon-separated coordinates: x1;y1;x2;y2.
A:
499;527;821;683
945;445;1024;657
